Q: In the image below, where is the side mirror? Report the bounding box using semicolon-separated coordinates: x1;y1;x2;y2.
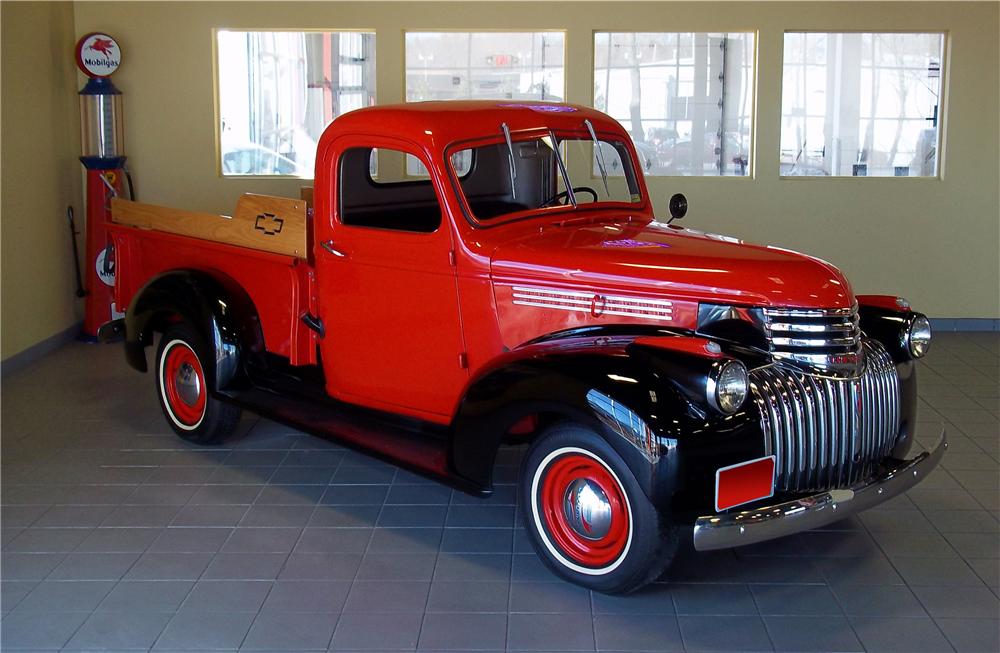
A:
667;193;688;224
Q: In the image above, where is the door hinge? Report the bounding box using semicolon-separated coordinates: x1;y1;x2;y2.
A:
301;313;324;338
458;352;468;369
448;250;456;267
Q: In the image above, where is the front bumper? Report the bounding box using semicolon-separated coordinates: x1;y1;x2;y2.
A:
692;429;947;551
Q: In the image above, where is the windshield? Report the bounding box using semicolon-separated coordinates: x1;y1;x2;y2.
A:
449;133;643;223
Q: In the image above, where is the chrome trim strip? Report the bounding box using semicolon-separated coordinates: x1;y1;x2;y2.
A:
511;286;673;321
693;431;947;551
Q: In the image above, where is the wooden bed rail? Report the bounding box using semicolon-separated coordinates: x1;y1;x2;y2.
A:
110;194;308;258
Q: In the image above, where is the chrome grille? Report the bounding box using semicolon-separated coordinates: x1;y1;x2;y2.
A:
763;305;862;375
750;339;900;492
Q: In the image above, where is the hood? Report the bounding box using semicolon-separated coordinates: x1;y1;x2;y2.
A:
488;217;854;309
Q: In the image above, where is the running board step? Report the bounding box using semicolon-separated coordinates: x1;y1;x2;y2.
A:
219;386;486;496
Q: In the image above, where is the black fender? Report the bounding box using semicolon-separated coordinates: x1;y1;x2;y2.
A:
449;332;766;513
859;305;925;458
123;269;264;391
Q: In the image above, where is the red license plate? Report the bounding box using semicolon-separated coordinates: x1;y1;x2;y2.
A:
715;455;776;512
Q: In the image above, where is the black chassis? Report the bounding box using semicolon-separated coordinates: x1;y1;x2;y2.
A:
117;269;922;523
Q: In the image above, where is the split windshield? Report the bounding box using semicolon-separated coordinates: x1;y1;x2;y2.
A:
449;132;642;223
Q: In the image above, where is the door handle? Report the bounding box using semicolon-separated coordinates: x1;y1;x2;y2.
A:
320;240;347;258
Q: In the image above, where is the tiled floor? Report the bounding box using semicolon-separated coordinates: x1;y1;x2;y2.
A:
1;332;997;652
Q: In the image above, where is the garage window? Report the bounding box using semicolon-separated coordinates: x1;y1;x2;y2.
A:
404;31;565;175
594;32;756;177
780;32;945;177
217;30;375;177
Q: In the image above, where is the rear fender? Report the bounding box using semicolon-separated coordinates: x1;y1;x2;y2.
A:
124;270;264;391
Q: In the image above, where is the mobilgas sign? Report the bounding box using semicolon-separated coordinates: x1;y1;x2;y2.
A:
75;33;121;78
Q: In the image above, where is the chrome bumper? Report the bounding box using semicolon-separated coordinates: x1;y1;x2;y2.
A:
692;430;947;551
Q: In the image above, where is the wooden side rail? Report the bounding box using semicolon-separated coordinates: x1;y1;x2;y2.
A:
111;194;308;258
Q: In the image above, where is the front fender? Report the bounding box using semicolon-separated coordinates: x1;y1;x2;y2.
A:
123;270;263;391
449;333;765;511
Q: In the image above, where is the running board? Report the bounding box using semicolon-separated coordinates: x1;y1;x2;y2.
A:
219;386;488;496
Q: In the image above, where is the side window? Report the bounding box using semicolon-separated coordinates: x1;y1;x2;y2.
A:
338;147;442;233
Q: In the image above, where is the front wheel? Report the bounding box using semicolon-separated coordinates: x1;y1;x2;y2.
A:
519;422;677;594
155;323;241;445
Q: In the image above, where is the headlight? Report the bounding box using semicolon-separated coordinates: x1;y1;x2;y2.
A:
708;360;749;414
905;315;932;358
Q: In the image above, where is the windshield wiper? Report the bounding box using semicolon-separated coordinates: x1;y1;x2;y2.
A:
545;131;577;208
584;119;610;196
501;122;517;200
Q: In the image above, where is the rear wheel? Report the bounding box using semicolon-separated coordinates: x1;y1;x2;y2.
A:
519;422;677;594
155;323;240;445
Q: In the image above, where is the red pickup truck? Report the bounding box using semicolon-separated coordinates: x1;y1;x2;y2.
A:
104;101;945;593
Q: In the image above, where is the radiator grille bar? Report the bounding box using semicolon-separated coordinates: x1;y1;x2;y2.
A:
750;339;900;492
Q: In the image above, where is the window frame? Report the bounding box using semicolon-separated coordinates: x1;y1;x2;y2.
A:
777;29;949;181
212;27;377;180
591;29;760;180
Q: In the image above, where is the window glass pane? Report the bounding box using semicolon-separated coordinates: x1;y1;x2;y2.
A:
404;31;565;175
340;147;441;233
594;32;755;177
217;31;375;177
780;32;944;177
451;135;641;224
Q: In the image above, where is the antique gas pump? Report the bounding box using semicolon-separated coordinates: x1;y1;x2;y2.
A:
76;32;125;338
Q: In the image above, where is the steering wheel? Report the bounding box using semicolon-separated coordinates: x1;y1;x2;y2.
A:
540;186;599;207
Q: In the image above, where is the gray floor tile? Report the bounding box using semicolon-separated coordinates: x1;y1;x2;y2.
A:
330;612;422;650
242;610;338;650
187;484;261;505
13;580;114;612
508;581;590;613
102;504;181;527
935;617;1000;652
592;584;674;614
180;580;271;612
344;580;430;613
356;553;437;581
224;527;304;553
149;527;232;552
750;583;843;616
912;585;1000;618
377;505;447;528
279;553;362;580
507;613;595;651
260;580;350;613
672;583;758;616
255;484;324;505
0;610;90;649
171;504;248;527
446;505;514;528
891;556;988;586
97;580;194;612
418;612;508;650
34;505;116;527
434;553;512;582
832;584;929;617
66;610;173;650
764;615;863;652
385;484;452;505
677;615;772;652
1;580;38;613
76;527;162;552
367;527;441;554
440;528;513;553
1;552;66;580
48;552;140;580
124;552;213;580
154;609;256;649
308;504;381;528
201;552;288;580
426;581;510;613
849;616;955;653
319;485;388;505
4;527;92;552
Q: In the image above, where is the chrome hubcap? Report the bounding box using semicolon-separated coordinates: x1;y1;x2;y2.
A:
563;478;613;540
174;362;201;406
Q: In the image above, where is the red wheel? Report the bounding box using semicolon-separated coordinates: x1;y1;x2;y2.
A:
534;448;632;571
154;324;241;445
159;339;207;429
520;422;677;594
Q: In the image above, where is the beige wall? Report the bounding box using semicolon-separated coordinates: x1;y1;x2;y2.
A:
1;1;84;360
4;3;997;359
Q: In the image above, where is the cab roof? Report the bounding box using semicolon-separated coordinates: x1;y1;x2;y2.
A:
319;101;629;151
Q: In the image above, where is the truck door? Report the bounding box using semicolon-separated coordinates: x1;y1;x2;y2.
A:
314;138;468;422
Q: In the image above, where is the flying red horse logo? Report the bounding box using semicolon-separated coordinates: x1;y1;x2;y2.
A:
88;38;116;59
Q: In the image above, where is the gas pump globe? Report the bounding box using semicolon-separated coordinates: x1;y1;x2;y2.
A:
75;32;125;337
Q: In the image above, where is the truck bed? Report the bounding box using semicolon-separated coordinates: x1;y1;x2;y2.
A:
108;222;318;365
